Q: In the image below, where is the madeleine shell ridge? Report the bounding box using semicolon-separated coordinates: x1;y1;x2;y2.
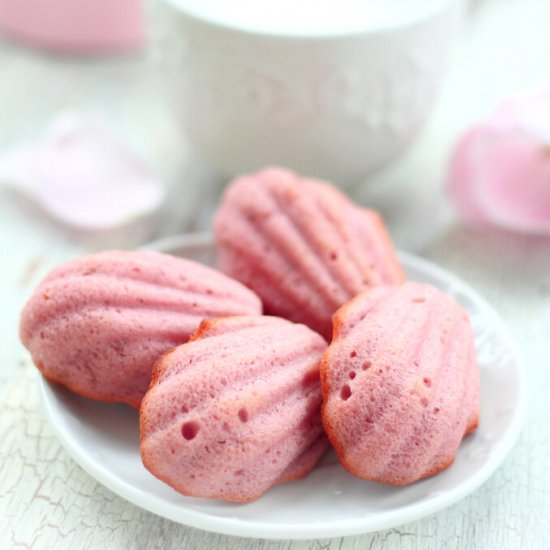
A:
140;315;329;503
19;250;262;407
321;282;480;485
214;167;405;340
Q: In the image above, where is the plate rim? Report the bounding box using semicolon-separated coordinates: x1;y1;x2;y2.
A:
37;233;527;540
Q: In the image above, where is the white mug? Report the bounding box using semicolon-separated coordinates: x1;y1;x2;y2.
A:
163;0;461;183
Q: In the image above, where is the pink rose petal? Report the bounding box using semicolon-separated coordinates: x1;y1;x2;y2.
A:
0;0;144;53
448;87;550;235
0;113;165;230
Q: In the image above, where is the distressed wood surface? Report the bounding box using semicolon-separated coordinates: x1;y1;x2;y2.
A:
1;1;549;548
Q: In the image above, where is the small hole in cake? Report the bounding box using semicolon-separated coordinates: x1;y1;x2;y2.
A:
349;371;356;379
420;397;429;407
423;377;432;387
181;421;199;440
365;417;373;424
181;404;189;413
377;369;383;375
340;384;352;401
234;469;244;476
220;377;227;386
350;350;357;358
412;297;426;303
330;251;338;261
238;408;249;423
204;445;210;453
223;422;230;431
362;361;371;371
206;289;213;295
433;407;440;414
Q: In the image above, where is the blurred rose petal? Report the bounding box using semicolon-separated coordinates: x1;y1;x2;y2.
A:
0;0;143;53
447;88;550;235
0;113;165;230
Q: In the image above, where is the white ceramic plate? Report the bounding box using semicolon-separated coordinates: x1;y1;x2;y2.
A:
38;233;526;540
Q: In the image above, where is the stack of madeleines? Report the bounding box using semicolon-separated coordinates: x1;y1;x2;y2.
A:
20;167;480;503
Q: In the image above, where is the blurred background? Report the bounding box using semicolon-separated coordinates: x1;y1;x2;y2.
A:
0;0;549;250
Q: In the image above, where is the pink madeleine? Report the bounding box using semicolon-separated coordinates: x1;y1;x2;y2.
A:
140;316;328;503
448;88;550;235
321;282;479;485
20;250;262;407
0;0;144;53
214;167;405;340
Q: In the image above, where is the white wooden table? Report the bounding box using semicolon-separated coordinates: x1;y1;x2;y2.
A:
1;1;549;548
